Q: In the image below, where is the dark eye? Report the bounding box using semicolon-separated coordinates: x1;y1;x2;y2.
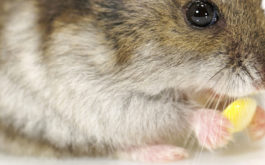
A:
186;0;219;28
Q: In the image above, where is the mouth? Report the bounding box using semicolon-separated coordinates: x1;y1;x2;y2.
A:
190;80;265;111
191;89;242;111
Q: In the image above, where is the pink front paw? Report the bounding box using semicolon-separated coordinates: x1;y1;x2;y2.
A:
248;107;265;141
192;109;233;150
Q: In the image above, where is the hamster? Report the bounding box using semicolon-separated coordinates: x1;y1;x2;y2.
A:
0;0;264;162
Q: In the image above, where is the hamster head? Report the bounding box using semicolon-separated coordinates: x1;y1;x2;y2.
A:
178;0;265;97
95;0;265;97
171;0;265;97
45;0;264;97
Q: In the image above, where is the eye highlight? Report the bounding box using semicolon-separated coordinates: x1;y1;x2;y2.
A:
185;0;220;28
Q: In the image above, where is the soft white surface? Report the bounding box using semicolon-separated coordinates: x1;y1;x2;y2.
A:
0;2;264;165
0;137;264;165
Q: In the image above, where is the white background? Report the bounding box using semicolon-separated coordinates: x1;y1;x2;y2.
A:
0;1;264;165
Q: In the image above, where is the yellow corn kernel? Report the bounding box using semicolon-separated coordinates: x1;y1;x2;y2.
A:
222;98;257;133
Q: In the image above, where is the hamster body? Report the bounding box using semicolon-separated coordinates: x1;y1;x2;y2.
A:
0;0;264;161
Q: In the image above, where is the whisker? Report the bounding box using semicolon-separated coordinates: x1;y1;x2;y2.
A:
183;72;225;149
242;65;255;81
209;65;227;81
192;71;231;162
